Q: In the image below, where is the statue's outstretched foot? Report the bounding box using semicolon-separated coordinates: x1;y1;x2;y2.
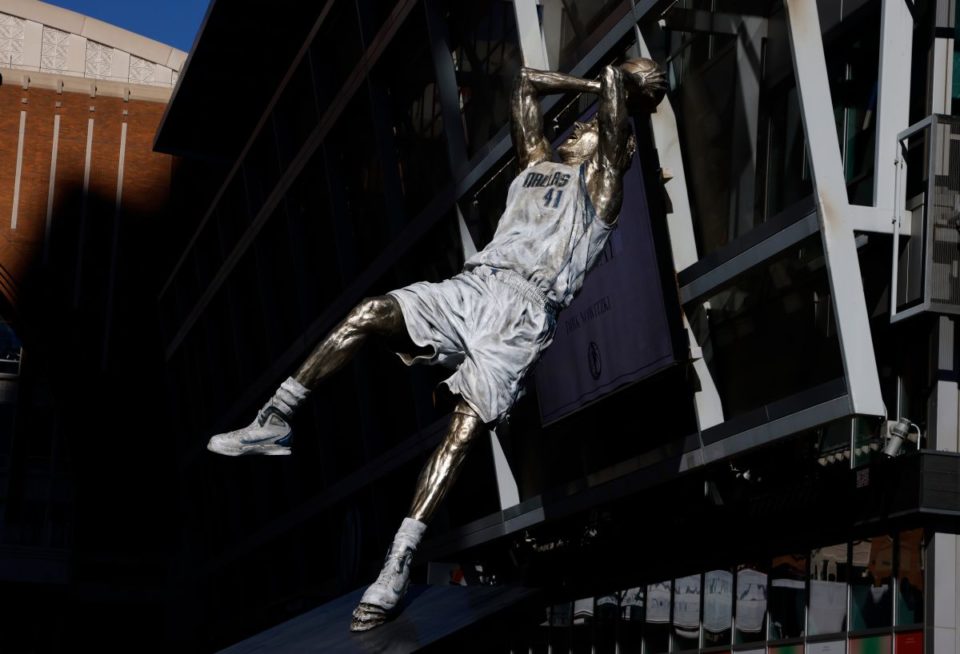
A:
350;602;390;632
348;518;426;632
207;405;292;456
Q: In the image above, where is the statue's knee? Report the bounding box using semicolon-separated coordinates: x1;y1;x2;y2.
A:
348;296;396;332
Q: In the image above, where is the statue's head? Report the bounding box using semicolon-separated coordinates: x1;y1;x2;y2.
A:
556;117;636;167
557;118;600;166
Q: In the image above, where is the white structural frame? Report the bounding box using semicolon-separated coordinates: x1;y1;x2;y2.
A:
784;0;886;419
636;25;724;433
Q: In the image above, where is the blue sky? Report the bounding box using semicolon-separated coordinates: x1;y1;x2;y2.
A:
44;0;210;52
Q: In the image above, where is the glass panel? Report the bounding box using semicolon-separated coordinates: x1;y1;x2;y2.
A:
272;59;319;170
619;587;643;653
327;95;388;269
897;529;924;625
645;581;671;653
763;83;812;218
809;543;848;635
770;646;805;654
0;320;22;376
571;597;593;653
702;570;733;647
851;536;893;630
549;602;573;653
735;563;768;644
895;631;923;654
824;3;881;206
242;126;281;221
309;0;362;98
370;3;451;219
595;594;618;654
850;634;891;654
688;234;844;419
541;0;631;72
673;574;700;650
445;0;522;159
769;554;806;640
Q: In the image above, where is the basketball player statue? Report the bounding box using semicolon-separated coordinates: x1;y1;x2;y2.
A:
207;58;666;631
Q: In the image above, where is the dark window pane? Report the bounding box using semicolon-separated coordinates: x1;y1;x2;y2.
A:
272;59;319;169
825;3;881;205
689;234;844;419
851;536;894;630
769;553;806;640
309;0;362;99
327;95;388;269
897;529;924;625
370;3;451;218
619;587;643;652
446;0;523;159
541;0;630;72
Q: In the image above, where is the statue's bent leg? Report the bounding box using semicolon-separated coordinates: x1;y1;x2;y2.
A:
208;296;411;456
350;400;484;632
294;295;409;388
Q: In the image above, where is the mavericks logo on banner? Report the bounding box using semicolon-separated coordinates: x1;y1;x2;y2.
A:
535;136;677;425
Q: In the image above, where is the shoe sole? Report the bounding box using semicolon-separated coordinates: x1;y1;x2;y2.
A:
207;440;291;456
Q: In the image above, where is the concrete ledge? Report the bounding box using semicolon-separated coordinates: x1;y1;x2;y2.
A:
0;66;174;104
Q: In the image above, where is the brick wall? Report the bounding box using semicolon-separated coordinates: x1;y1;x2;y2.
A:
0;76;173;318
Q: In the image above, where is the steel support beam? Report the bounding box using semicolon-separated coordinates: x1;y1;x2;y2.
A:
784;0;886;418
873;0;913;209
513;0;549;70
637;26;724;430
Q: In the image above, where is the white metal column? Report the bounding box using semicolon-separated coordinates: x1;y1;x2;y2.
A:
784;0;886;418
637;27;724;430
873;0;913;210
513;0;549;70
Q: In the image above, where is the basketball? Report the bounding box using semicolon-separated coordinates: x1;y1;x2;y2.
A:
620;57;667;113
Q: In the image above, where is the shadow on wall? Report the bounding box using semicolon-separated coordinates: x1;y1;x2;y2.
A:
0;177;181;652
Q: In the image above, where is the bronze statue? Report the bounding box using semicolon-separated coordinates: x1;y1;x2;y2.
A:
207;58;666;631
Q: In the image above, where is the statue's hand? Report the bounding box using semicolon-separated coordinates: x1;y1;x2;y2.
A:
620;58;667;113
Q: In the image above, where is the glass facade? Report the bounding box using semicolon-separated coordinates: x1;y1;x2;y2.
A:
500;530;924;653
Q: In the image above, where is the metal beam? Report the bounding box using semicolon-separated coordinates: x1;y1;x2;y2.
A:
636;25;723;429
873;0;913;209
513;0;549;70
784;0;886;418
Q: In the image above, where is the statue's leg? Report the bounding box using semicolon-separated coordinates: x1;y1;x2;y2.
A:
350;400;484;632
208;296;413;456
293;295;411;388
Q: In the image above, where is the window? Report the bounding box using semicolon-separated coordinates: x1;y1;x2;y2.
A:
851;536;893;630
689;234;844;420
809;543;849;635
735;563;768;644
769;554;806;640
897;529;924;625
445;0;523;159
703;570;733;646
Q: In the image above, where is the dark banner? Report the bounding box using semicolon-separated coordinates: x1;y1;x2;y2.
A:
535;116;678;425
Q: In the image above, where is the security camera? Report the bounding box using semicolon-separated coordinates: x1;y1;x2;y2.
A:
883;418;920;457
